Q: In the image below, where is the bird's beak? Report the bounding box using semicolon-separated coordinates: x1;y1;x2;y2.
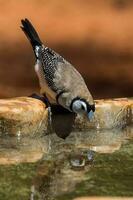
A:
87;110;94;120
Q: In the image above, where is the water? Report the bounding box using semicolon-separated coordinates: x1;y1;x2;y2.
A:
0;126;132;200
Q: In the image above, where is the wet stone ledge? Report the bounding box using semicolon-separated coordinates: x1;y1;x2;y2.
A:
0;97;132;136
0;97;132;165
76;98;133;130
0;97;48;136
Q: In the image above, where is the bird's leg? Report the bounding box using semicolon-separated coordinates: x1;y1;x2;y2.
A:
42;94;53;152
29;93;53;151
32;93;52;129
42;93;51;107
29;93;52;127
43;95;52;125
41;93;52;126
29;93;50;107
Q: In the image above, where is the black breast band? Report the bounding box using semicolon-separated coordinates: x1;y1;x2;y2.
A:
56;91;65;104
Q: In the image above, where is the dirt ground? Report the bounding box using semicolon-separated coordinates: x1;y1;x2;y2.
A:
0;0;133;99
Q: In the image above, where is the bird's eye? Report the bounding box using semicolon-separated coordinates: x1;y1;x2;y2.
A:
71;100;87;113
81;105;85;110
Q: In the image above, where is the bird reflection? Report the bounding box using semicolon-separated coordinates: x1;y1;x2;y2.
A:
30;94;76;139
50;104;76;139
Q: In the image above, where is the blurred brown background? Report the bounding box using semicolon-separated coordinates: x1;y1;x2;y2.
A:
0;0;133;99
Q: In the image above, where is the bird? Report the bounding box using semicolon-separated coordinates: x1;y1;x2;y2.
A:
21;18;95;120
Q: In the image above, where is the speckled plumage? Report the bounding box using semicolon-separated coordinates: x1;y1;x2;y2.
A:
37;46;64;92
21;18;95;113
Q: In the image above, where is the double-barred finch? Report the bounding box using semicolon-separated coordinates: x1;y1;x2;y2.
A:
21;18;95;119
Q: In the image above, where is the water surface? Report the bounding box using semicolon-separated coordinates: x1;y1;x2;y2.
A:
0;126;132;200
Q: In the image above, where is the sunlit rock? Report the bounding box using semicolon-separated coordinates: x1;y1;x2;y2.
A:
75;98;133;130
0;97;48;136
0;97;132;137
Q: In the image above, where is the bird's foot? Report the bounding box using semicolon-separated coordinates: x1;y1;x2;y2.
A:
29;93;50;107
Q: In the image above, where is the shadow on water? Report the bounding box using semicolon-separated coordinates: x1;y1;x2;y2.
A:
50;104;76;139
0;111;133;200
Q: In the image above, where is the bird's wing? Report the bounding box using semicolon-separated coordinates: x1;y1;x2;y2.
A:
37;46;65;93
53;59;94;105
37;46;90;101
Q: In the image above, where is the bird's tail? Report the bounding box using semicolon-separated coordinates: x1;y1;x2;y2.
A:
21;18;42;50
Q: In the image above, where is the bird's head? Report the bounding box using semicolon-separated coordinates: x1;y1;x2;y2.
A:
70;97;95;120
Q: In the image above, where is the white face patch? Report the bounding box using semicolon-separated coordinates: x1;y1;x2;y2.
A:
72;100;87;114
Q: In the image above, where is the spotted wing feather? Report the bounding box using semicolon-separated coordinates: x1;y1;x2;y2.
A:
38;46;65;92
